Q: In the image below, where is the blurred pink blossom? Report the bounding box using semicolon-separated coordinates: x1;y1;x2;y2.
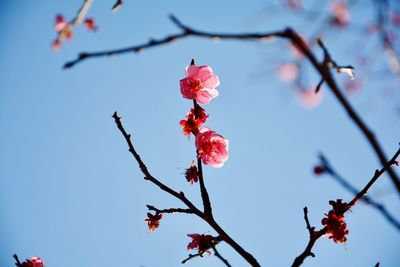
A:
345;80;363;94
180;65;220;104
195;127;228;168
297;88;324;109
284;0;303;10
277;63;299;82
390;12;400;26
330;1;350;27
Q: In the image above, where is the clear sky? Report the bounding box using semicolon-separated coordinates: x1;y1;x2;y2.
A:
0;1;399;267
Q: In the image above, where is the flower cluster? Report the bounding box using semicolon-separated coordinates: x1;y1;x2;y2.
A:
187;233;218;255
52;14;98;51
179;62;229;169
180;106;208;136
20;256;45;267
321;199;349;243
144;212;163;232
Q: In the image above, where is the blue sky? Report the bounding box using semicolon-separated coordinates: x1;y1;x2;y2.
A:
0;1;399;266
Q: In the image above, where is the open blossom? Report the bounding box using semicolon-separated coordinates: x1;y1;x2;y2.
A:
180;64;220;104
195;127;228;168
185;160;199;184
322;199;349;243
179;106;208;136
187;233;217;255
20;256;45;267
144;212;162;232
330;1;350;27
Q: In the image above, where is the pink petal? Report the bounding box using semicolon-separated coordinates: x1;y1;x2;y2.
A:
197;66;214;80
196;90;213;104
203;75;220;88
180;78;196;99
186;65;200;78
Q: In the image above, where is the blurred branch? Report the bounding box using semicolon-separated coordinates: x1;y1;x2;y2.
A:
112;111;260;267
71;0;93;26
111;0;123;13
317;153;400;232
374;0;400;74
292;147;400;266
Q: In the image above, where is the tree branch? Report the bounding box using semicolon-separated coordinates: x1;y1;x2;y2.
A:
193;99;213;217
292;147;400;266
318;153;400;232
112;111;260;266
146;204;194;215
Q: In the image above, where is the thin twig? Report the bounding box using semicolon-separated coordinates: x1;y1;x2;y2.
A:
292;147;400;266
112;112;202;215
112;111;260;267
193;99;213;217
318;153;400;232
112;0;123;12
213;246;232;267
13;254;21;267
146;204;193;215
291;208;327;267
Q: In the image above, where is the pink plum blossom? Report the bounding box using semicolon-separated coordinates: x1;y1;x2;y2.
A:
195;127;228;168
180;65;220;104
277;63;299;82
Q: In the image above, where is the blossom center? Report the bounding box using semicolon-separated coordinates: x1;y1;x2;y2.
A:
201;141;213;155
190;78;203;92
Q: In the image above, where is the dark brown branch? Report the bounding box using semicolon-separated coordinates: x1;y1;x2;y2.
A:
292;147;400;266
212;246;232;267
112;112;202;215
318;153;400;232
347;147;400;208
112;111;260;267
111;0;123;12
292;208;327;267
13;254;21;267
193;99;213;217
146;204;193;215
63;15;285;69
